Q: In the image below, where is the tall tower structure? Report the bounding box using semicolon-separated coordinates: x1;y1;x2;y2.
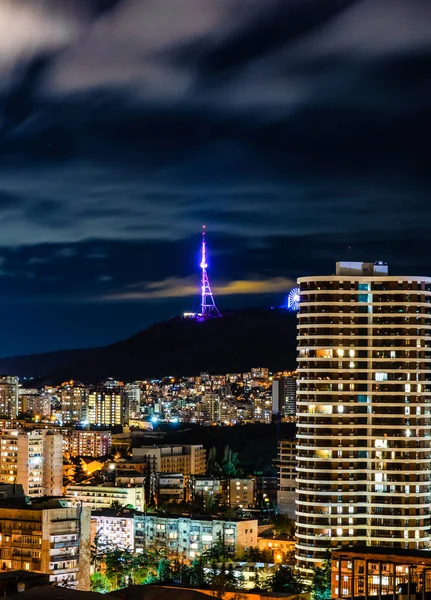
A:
295;261;431;575
200;226;221;319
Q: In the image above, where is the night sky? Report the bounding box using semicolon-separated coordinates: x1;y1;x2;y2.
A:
0;0;430;356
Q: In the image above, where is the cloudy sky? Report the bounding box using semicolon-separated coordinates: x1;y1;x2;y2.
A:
0;0;430;355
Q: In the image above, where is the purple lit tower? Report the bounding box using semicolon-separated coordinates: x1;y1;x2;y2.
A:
200;225;221;319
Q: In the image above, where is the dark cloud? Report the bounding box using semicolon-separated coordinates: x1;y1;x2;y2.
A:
0;0;429;354
184;0;359;82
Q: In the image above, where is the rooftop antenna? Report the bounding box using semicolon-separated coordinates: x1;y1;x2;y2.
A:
200;225;221;319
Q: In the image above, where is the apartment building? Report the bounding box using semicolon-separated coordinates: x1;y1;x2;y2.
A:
66;430;112;458
18;389;51;418
134;514;257;560
0;489;90;590
60;382;89;424
150;472;185;503
132;445;206;474
0;430;62;497
0;377;19;419
276;439;296;518
65;484;145;511
296;261;431;574
272;375;297;417
224;478;256;508
87;388;124;427
252;396;273;424
91;509;134;550
189;475;222;502
331;545;431;600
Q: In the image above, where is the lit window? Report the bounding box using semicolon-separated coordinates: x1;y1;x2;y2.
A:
375;372;388;382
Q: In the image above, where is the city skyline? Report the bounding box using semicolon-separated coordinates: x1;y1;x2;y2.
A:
0;1;430;355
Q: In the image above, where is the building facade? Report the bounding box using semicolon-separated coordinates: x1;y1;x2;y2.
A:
134;514;257;560
66;430;112;458
331;545;431;600
150;472;185;503
225;478;256;508
91;510;135;550
272;375;297;418
276;439;296;518
132;445;206;474
60;382;89;424
0;377;19;419
87;389;124;427
65;484;145;511
0;430;62;497
0;498;90;589
295;261;431;573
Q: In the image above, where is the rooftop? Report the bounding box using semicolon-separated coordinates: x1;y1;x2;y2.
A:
332;545;431;561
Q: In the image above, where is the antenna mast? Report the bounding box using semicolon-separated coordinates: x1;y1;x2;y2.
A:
200;225;221;319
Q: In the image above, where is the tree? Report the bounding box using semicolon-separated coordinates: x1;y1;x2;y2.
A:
203;532;234;562
204;491;218;515
207;447;219;475
222;446;240;477
253;570;274;592
109;500;123;512
91;532;110;570
157;558;173;583
73;461;87;483
272;514;295;538
104;547;135;589
243;546;272;563
225;563;241;589
311;555;331;600
270;565;306;594
90;573;111;593
190;557;206;587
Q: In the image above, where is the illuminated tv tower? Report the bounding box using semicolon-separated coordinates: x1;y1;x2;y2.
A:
200;225;221;319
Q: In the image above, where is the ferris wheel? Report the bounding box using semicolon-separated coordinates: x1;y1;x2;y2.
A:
287;287;300;311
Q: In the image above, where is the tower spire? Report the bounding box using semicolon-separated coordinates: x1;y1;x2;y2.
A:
200;225;221;319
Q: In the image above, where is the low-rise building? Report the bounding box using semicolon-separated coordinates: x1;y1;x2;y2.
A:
132;445;206;475
91;510;135;550
0;489;90;590
150;473;185;503
65;484;145;511
331;545;431;600
257;530;295;562
189;476;222;503
224;478;255;508
134;514;257;560
115;469;146;487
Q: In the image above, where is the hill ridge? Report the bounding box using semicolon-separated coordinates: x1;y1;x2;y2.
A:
0;307;297;384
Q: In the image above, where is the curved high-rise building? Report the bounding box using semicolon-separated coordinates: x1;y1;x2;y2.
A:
295;261;431;574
